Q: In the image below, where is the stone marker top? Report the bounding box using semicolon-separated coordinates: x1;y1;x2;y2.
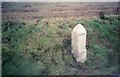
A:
72;24;86;34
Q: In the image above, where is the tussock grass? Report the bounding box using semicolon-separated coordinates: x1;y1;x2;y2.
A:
2;15;119;75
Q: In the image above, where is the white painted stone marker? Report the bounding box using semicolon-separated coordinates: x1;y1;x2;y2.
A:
71;24;87;63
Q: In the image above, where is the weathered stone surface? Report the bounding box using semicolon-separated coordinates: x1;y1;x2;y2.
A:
71;24;87;63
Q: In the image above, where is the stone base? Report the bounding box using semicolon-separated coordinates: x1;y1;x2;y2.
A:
72;49;87;63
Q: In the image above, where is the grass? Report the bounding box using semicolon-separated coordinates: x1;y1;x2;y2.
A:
2;15;119;75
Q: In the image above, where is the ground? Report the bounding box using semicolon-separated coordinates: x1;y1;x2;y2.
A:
1;2;119;75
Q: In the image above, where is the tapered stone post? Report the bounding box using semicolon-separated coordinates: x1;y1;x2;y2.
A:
71;24;87;63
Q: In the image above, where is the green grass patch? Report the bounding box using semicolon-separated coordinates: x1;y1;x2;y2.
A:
2;15;119;75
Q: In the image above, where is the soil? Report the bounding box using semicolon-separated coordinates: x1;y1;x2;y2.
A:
2;2;119;21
